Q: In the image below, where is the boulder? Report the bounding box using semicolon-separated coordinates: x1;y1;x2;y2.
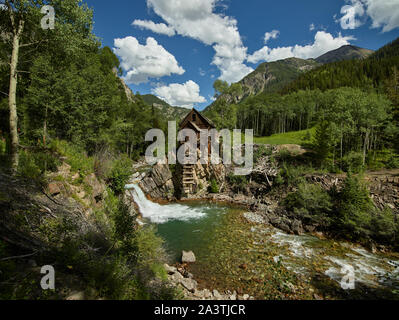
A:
291;220;304;235
180;278;198;293
83;173;105;199
66;291;85;300
139;177;157;194
151;163;172;187
279;222;292;234
48;182;61;196
212;289;223;300
305;225;316;233
164;264;177;274
229;291;237;300
182;251;196;263
170;271;184;283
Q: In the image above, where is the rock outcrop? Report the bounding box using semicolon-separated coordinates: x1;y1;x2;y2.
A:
181;250;196;263
137;162;175;200
165;263;254;300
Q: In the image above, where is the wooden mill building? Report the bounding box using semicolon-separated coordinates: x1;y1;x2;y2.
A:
179;109;215;195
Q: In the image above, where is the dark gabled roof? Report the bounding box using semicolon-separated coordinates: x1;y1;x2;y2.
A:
179;108;215;129
187;121;201;132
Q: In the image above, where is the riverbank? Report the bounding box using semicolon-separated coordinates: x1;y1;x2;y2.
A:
127;183;399;300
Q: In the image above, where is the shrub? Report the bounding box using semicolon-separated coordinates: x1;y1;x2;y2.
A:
50;140;94;178
278;164;307;187
93;148;113;180
340;151;364;173
227;174;248;193
370;208;399;246
254;145;272;163
17;150;43;181
106;156;133;194
386;154;399;169
209;179;219;193
284;182;333;227
333;174;374;240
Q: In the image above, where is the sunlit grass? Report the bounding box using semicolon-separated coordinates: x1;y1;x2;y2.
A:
253;128;315;145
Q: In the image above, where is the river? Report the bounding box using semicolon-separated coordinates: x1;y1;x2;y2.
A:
128;184;399;300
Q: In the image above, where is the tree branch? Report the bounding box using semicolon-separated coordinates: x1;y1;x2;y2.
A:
20;39;48;48
16;70;30;74
0;251;38;262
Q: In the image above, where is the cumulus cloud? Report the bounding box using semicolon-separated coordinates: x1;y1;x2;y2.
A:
366;0;399;32
310;23;316;31
264;30;280;43
132;19;176;36
339;0;399;32
247;31;355;64
340;1;365;29
143;0;254;83
113;36;185;85
152;80;206;109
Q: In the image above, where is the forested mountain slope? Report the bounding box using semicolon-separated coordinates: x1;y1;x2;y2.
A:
315;45;374;64
282;37;399;93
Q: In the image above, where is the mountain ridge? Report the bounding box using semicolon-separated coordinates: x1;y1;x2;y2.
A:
205;44;375;111
315;45;374;64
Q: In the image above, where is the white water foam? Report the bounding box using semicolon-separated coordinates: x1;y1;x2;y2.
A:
127;184;208;224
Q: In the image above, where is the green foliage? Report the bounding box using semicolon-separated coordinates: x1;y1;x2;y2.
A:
278;164;307;187
254;128;314;146
313;121;334;165
283;37;399;94
386;154;399;169
282;173;399;248
17;149;60;182
51;140;94;178
106;156;133;195
370;208;398;247
209;179;220;193
334;174;374;241
340;151;364;173
284;182;333;228
227;174;248;193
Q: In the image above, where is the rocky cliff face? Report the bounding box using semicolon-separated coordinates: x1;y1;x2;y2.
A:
132;157;226;201
134;163;175;200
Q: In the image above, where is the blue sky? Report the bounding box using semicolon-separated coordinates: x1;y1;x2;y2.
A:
83;0;399;110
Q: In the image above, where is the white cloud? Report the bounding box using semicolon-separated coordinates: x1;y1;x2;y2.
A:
152;80;206;109
365;0;399;32
132;19;176;36
113;36;185;85
144;0;254;83
340;2;365;29
339;0;399;32
310;23;315;31
247;31;355;64
264;30;280;43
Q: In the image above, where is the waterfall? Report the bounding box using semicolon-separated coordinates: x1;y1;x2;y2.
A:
127;184;208;224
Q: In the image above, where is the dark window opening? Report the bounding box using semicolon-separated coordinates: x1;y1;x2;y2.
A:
192;114;197;122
